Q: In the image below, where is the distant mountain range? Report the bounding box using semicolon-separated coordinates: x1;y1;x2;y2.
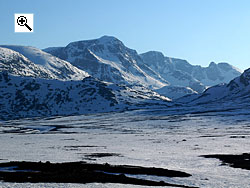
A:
0;36;247;119
140;51;241;91
44;36;242;99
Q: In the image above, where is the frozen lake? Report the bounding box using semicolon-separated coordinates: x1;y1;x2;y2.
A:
0;108;250;187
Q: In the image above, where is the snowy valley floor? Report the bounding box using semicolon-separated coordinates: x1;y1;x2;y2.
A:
0;107;250;187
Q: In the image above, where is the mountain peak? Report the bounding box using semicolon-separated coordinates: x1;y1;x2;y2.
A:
97;35;124;47
65;35;124;52
98;35;119;42
209;61;216;67
141;51;165;58
140;51;166;65
218;62;242;73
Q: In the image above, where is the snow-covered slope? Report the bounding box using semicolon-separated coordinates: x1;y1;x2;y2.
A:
0;71;169;120
177;68;250;104
155;85;197;99
0;47;54;79
0;45;89;80
44;36;168;89
140;51;241;89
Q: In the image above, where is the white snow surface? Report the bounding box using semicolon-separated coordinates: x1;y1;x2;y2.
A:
0;45;89;80
0;107;250;188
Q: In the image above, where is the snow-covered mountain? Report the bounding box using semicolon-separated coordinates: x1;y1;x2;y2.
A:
177;68;250;105
43;36;206;99
0;45;89;80
45;37;240;100
44;36;168;89
140;51;242;90
2;36;242;104
0;71;169;120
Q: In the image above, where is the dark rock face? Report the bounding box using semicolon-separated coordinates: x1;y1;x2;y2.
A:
226;68;250;93
239;68;250;86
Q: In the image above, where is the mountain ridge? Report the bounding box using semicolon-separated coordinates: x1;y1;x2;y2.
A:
0;36;248;119
140;51;242;88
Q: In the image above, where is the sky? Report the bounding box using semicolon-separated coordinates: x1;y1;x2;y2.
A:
1;0;250;71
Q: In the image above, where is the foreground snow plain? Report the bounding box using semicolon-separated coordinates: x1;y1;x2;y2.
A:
0;106;250;188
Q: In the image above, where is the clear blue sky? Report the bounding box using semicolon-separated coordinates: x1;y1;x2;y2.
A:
1;0;250;70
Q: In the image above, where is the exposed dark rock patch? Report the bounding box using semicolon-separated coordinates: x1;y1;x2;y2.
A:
64;145;106;148
0;161;196;187
201;153;250;170
83;153;121;158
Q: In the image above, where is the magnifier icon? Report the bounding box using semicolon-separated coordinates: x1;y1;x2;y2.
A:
17;16;32;31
